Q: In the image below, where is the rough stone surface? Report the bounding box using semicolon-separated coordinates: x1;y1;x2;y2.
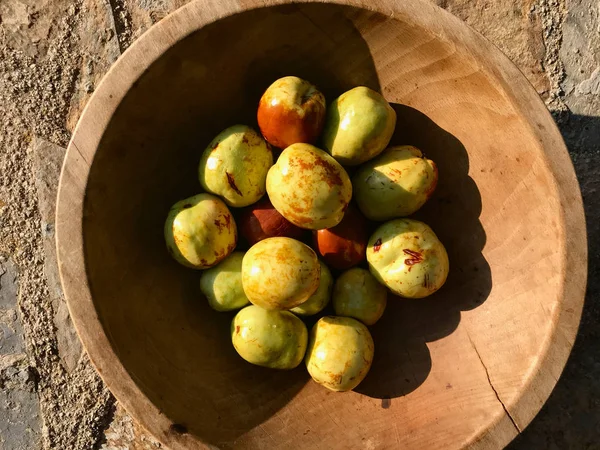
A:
0;257;42;450
435;0;551;96
1;1;121;449
100;403;162;450
560;0;600;116
0;0;597;448
66;0;122;132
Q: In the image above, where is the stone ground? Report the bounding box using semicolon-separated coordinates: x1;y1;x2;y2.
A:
0;0;597;448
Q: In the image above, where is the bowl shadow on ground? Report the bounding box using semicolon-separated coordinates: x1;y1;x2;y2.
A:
82;3;387;445
355;104;492;400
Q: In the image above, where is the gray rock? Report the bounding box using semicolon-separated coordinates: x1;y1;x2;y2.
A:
560;0;600;116
0;258;24;358
0;387;42;450
0;258;42;450
0;258;19;310
32;138;83;373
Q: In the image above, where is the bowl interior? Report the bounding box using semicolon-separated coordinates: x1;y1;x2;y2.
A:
83;3;566;448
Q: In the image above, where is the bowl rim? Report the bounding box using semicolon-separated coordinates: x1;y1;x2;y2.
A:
56;0;587;448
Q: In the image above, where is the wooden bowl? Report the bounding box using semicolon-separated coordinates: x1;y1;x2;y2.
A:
56;0;587;448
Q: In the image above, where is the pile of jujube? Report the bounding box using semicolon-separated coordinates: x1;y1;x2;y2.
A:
164;76;448;392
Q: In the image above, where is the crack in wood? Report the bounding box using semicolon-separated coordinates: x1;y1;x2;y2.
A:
71;141;90;167
467;332;521;433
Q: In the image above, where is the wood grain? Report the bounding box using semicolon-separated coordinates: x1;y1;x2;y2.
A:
55;0;587;449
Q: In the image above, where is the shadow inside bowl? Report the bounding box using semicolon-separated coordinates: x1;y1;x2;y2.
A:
355;104;492;399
